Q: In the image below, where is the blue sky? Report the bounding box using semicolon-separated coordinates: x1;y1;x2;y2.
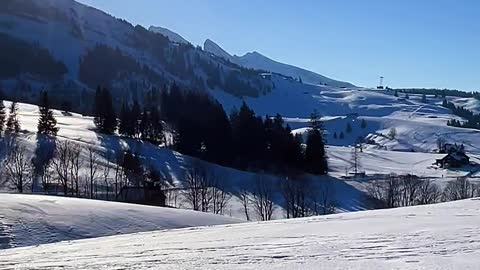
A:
77;0;480;91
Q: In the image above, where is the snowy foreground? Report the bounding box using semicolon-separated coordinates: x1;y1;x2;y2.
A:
1;199;479;270
0;194;241;249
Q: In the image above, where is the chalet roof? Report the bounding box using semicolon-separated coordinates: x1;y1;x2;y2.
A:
437;151;470;162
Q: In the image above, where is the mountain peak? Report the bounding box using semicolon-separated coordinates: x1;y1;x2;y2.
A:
149;26;190;44
204;39;235;62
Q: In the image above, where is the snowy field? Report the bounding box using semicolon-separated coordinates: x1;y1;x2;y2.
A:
2;88;480;222
1;198;479;269
0;194;241;249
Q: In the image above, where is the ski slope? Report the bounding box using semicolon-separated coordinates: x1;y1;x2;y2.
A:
1;198;479;269
0;194;241;249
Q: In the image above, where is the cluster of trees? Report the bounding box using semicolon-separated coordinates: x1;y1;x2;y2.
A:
0;97;21;135
182;163;231;215
159;85;328;175
443;99;480;129
3;133;166;202
0;33;67;81
79;45;164;90
29;84;328;180
398;88;480;100
93;87;165;145
332;119;368;140
367;175;479;209
236;174;336;221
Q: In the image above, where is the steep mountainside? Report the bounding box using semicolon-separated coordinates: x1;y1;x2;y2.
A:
0;0;272;112
203;38;354;87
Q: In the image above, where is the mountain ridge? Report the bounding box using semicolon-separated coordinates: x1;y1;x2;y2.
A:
202;38;355;88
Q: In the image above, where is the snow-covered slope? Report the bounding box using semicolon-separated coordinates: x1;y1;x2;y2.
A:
2;198;479;269
149;26;190;44
203;39;354;87
204;38;236;63
236;51;354;87
0;194;241;249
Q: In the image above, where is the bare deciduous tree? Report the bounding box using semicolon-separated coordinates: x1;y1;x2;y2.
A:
316;179;336;215
210;173;231;215
281;176;310;218
367;174;401;208
52;140;74;195
4;137;31;193
87;145;99;199
417;179;442;205
114;151;124;200
252;175;275;221
239;189;251;221
399;174;421;207
183;164;205;211
70;144;82;197
102;151;113;200
443;177;477;201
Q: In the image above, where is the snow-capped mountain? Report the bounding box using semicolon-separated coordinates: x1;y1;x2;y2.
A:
0;0;272;111
204;38;236;63
203;39;354;88
149;26;190;44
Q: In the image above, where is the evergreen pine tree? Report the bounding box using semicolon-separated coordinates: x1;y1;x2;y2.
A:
309;109;322;131
339;131;345;139
118;103;130;136
304;110;328;175
93;87;117;134
346;122;352;133
140;108;149;140
93;87;103;129
37;91;59;136
421;94;428;103
333;132;338;139
394;90;398;97
149;106;164;144
405;93;410;99
305;128;328;175
131;100;141;138
102;88;117;134
360;119;367;129
6;102;20;133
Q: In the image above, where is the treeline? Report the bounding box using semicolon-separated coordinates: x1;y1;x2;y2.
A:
398;88;480;99
183;163;336;221
0;33;67;80
79;44;164;89
162;86;327;175
367;175;480;209
92;84;328;175
442;99;480;129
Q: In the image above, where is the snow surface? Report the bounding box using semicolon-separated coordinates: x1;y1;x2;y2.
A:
1;198;479;269
149;26;190;45
0;194;241;249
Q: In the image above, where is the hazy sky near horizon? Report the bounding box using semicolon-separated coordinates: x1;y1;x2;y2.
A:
76;0;480;91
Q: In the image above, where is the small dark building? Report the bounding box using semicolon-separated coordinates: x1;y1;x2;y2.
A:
436;152;470;168
118;183;166;207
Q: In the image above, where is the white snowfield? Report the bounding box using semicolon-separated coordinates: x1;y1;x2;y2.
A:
1;198;479;270
0;194;241;249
